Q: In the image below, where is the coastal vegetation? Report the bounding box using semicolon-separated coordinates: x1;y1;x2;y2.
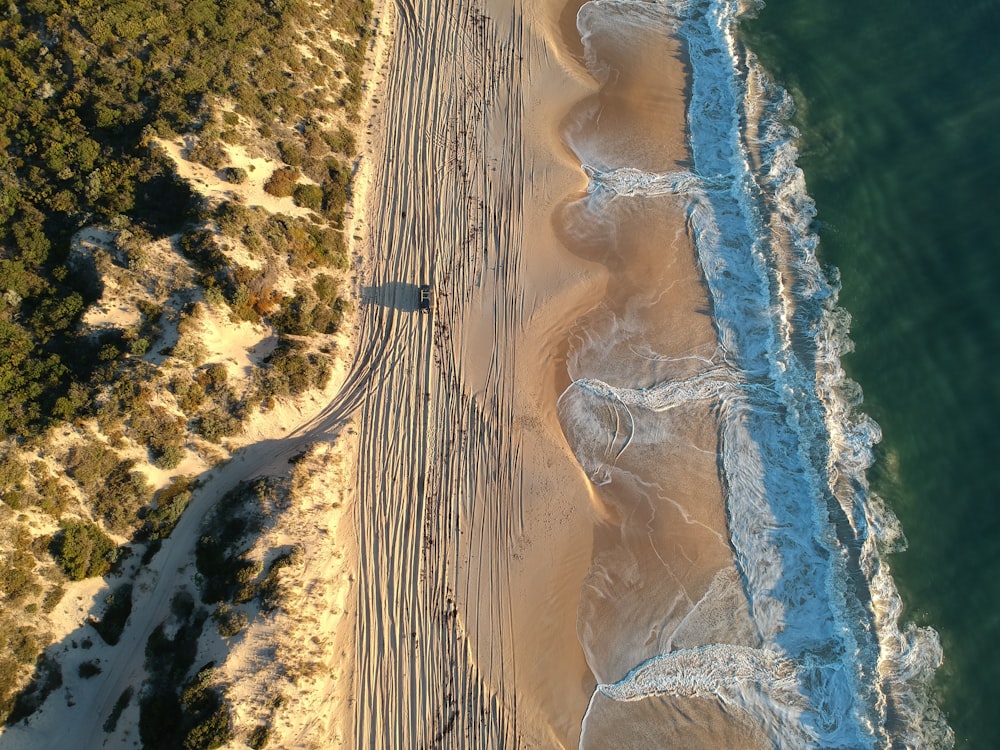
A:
0;0;370;437
0;0;375;729
140;597;233;750
50;520;118;580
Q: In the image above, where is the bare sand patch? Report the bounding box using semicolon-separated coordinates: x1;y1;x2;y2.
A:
155;138;315;219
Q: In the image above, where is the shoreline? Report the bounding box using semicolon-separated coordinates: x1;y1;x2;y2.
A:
339;0;756;745
546;7;769;747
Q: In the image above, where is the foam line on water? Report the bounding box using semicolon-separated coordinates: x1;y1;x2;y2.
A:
677;0;951;745
675;1;885;744
569;0;951;746
582;164;729;196
570;365;741;412
558;366;743;484
597;644;814;748
599;644;800;705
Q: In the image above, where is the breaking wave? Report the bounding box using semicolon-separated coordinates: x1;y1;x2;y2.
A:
562;0;953;747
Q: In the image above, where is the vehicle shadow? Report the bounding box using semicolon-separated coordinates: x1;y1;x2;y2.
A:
360;282;422;313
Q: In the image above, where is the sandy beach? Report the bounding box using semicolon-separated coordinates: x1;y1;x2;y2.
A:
0;1;765;748
347;0;762;746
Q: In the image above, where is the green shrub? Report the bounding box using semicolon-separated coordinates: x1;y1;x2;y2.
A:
0;551;40;603
271;289;315;336
33;468;70;518
140;687;184;749
154;443;184;470
129;402;185;467
66;443;118;494
323;125;356;156
103;687;133;733
0;448;28;494
174;378;206;416
143;478;194;540
247;724;271;749
187;139;227;170
313;274;339;303
184;704;233;750
0;655;21;721
320;159;351;224
339;80;362;111
199;364;229;390
224;166;248;184
90;583;133;646
180;230;228;276
0;618;40;666
4;652;62;725
212;604;248;638
292;183;324;211
173;334;208;367
255;340;332;398
41;585;65;614
52;521;117;580
130;337;151;356
277;140;304;167
195;409;242;444
312;298;348;335
91;460;150;532
78;660;102;678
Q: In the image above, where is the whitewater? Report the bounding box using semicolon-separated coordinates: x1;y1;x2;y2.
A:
558;0;953;746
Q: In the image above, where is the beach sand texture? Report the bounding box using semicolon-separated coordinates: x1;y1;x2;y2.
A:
350;0;766;746
0;1;778;748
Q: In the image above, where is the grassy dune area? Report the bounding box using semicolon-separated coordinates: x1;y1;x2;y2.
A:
0;0;376;732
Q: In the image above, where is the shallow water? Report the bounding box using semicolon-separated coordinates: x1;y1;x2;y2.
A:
743;1;1000;746
554;0;957;745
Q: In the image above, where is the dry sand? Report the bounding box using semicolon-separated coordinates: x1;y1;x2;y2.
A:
341;0;603;745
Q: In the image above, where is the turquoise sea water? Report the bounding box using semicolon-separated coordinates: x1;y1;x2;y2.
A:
744;1;1000;747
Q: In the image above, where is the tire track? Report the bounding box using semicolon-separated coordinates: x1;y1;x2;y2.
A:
351;0;528;747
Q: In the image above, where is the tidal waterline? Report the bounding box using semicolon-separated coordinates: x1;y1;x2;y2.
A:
743;1;1000;747
549;0;956;744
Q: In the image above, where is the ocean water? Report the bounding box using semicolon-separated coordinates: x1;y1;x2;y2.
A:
555;0;992;745
743;1;1000;747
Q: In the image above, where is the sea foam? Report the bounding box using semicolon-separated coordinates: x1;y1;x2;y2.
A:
567;0;952;747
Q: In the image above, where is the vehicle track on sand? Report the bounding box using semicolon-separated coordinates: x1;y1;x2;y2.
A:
352;0;528;747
